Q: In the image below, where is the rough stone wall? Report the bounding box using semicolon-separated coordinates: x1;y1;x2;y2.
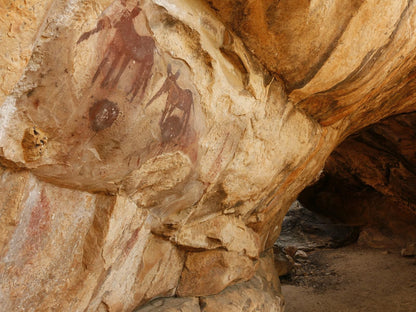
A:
207;0;416;249
0;0;325;310
206;0;416;131
300;112;416;248
0;0;416;311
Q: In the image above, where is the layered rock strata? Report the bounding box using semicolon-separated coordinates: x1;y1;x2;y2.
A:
1;0;416;311
300;112;416;248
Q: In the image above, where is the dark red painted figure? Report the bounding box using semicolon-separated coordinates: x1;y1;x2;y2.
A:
146;65;194;143
78;6;155;102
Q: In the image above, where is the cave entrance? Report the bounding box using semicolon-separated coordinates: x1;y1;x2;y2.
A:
275;112;416;311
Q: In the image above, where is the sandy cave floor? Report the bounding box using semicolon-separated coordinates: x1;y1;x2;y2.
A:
280;245;416;312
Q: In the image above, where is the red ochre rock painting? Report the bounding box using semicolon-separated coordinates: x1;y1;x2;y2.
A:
89;99;119;132
78;2;199;161
78;5;155;103
22;189;51;261
146;65;194;144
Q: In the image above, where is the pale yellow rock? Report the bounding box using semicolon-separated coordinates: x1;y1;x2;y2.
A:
0;0;416;311
172;215;260;258
89;235;185;312
200;249;284;312
0;169;96;311
0;168;30;256
0;0;53;104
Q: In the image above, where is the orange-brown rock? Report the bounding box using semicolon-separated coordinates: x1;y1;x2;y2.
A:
1;0;416;311
299;112;416;248
206;0;416;131
137;250;284;311
177;249;256;297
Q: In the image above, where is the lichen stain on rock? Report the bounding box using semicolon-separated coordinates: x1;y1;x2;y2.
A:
89;99;119;132
21;126;48;162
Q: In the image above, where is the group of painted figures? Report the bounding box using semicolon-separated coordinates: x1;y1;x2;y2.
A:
78;4;193;143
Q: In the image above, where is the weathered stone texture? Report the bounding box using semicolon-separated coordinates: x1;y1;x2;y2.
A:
1;0;416;311
177;249;256;297
300;112;416;248
137;250;284;312
206;0;416;132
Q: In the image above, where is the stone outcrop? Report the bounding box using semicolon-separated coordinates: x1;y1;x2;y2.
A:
136;250;284;312
1;0;416;311
299;112;416;248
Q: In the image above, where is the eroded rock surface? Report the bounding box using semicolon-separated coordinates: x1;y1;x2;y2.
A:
0;1;322;310
1;0;416;311
300;112;416;248
136;250;284;312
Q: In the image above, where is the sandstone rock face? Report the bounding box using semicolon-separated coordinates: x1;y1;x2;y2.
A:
299;112;416;248
136;250;284;312
177;249;256;297
1;0;416;311
206;0;416;131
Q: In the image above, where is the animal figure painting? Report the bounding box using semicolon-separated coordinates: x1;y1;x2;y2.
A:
77;5;155;102
76;1;200;161
146;65;194;144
